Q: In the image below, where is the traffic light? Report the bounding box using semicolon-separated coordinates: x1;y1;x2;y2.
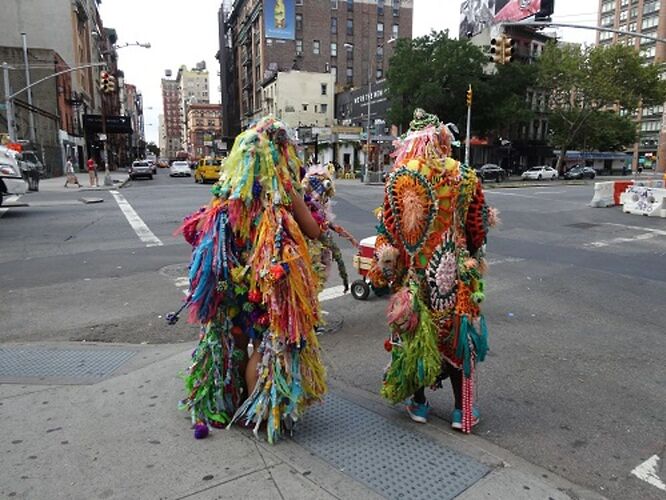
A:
489;35;515;65
501;36;515;64
100;71;116;93
466;85;473;108
489;38;503;64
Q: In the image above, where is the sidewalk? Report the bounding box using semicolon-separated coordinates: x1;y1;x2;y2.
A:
38;171;129;193
0;341;606;500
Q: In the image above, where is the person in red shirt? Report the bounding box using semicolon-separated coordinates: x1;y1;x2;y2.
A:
86;158;98;187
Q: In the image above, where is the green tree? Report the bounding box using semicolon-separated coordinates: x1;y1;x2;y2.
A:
386;31;536;142
537;42;666;170
146;142;160;157
549;110;637;152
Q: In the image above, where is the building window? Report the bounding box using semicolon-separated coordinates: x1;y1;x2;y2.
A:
331;0;338;9
331;17;337;34
331;66;337;81
376;68;383;79
296;0;303;5
377;22;384;36
376;45;384;59
392;0;400;16
302;104;308;111
347;0;353;12
321;103;328;114
313;40;320;55
346;67;353;84
296;39;303;55
331;42;337;57
378;0;384;16
347;19;353;36
392;23;399;39
321;83;328;95
296;14;303;31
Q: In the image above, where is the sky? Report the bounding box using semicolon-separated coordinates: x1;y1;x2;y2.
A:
100;0;599;144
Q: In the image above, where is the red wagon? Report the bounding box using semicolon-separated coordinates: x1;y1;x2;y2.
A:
351;236;377;300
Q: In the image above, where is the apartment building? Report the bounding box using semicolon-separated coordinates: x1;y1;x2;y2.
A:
597;0;666;171
221;0;413;131
176;63;210;149
186;104;223;158
161;78;182;160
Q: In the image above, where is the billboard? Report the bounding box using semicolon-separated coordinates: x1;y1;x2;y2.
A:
459;0;551;38
264;0;295;40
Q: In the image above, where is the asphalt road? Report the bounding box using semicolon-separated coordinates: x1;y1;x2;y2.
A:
1;171;665;499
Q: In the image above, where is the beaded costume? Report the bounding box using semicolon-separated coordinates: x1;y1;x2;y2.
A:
370;109;497;433
175;117;326;443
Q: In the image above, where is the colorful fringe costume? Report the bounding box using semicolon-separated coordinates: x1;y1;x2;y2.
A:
302;164;358;294
369;109;497;433
175;117;326;443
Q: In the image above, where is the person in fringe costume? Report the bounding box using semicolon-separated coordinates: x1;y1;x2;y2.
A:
171;117;326;443
369;108;498;433
302;164;358;295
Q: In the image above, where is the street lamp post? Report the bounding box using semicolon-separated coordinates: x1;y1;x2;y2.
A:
345;37;395;184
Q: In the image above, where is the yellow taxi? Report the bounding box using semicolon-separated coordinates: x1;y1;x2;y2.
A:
194;157;223;183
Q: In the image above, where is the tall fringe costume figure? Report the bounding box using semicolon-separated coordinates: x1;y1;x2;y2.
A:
369;109;498;433
174;117;326;443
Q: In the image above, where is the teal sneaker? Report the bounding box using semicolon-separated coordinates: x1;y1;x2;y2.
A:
451;408;480;430
406;399;430;424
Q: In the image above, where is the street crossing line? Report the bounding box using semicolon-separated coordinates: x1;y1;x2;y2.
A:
631;455;666;492
0;195;20;218
110;190;163;247
586;223;666;248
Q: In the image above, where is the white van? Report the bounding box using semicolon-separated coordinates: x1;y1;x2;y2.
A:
0;146;28;207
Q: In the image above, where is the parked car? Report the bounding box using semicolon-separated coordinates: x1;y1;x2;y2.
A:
194;157;223;183
14;150;43;191
521;165;558;181
169;160;192;177
0;146;29;206
563;165;596;180
476;164;506;182
128;160;154;180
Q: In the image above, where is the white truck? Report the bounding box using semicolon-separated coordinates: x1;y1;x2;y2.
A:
0;145;29;207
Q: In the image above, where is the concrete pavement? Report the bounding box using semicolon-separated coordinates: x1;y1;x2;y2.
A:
0;341;605;500
38;171;129;193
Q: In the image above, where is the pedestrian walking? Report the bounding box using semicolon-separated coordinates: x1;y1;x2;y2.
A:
369;109;498;433
86;157;98;187
64;157;81;188
173;116;325;443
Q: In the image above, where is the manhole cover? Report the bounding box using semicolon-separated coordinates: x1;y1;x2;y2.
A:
294;392;489;500
159;262;190;280
0;347;136;385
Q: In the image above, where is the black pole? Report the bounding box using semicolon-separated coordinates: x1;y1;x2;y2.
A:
314;134;319;163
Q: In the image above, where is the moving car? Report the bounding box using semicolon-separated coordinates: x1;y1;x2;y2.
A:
521;165;558;181
0;146;29;207
194;157;223;183
128;160;154;180
563;165;596;180
169;160;192;177
476;164;506;182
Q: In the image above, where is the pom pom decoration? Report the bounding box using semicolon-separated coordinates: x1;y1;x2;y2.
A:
193;422;209;439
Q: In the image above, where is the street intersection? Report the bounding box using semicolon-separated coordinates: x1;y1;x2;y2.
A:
1;170;665;499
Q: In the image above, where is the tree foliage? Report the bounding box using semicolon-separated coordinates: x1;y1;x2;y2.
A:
146;142;160;157
537;42;666;167
386;31;536;137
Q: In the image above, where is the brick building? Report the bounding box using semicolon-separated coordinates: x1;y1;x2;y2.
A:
221;0;413;132
161;78;182;160
186;104;223;158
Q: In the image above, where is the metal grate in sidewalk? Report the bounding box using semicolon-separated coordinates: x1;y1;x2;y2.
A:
0;347;136;384
294;392;489;500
